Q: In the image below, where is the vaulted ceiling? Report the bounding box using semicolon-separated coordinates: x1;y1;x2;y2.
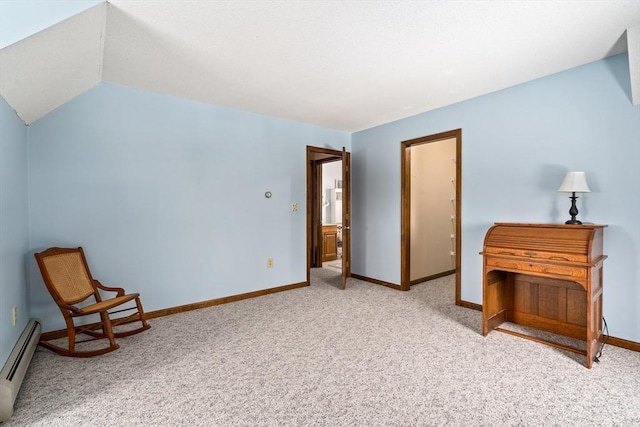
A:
1;1;639;131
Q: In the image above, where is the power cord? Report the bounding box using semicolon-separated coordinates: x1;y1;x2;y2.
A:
593;316;608;363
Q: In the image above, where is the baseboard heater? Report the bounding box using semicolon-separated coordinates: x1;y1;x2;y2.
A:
0;318;41;422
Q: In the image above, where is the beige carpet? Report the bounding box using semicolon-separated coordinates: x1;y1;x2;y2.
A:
6;268;640;426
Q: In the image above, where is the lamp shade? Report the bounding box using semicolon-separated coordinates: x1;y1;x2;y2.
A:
558;171;591;193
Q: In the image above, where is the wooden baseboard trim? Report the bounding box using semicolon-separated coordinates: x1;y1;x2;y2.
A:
41;325;88;341
146;281;308;320
458;300;482;311
41;281;308;341
606;335;640;352
351;274;402;290
410;270;456;286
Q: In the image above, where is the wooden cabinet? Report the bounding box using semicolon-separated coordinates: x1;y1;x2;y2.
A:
481;223;607;368
322;225;338;262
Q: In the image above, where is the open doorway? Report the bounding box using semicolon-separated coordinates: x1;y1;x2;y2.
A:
320;160;343;271
306;146;352;289
401;129;462;304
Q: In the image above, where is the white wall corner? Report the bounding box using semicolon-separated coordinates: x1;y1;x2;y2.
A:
98;2;108;81
627;25;640;106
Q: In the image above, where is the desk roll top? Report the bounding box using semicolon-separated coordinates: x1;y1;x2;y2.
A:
483;223;604;264
481;223;607;368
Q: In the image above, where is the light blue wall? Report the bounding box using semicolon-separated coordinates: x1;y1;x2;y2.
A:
27;82;349;331
352;53;640;342
0;0;102;48
0;97;30;365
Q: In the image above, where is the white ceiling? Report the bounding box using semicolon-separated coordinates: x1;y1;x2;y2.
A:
1;1;639;131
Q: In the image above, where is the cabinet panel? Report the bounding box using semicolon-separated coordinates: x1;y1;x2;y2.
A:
322;225;338;262
566;289;587;326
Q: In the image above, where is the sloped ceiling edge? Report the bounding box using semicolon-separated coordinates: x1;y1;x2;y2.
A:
0;3;106;125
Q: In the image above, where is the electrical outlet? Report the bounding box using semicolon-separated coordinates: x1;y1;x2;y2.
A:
12;306;17;326
267;257;274;268
291;202;298;212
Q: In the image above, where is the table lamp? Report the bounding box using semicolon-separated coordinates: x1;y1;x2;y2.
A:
558;171;591;224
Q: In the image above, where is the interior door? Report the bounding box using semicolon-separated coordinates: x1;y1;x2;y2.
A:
341;147;351;289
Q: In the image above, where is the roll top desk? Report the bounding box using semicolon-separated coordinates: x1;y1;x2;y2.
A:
481;223;607;368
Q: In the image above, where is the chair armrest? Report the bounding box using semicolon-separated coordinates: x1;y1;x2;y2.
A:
93;280;125;296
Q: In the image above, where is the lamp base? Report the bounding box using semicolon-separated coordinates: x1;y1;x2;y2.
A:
565;219;583;225
565;192;582;225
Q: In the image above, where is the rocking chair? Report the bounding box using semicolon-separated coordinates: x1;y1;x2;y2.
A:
34;247;150;357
